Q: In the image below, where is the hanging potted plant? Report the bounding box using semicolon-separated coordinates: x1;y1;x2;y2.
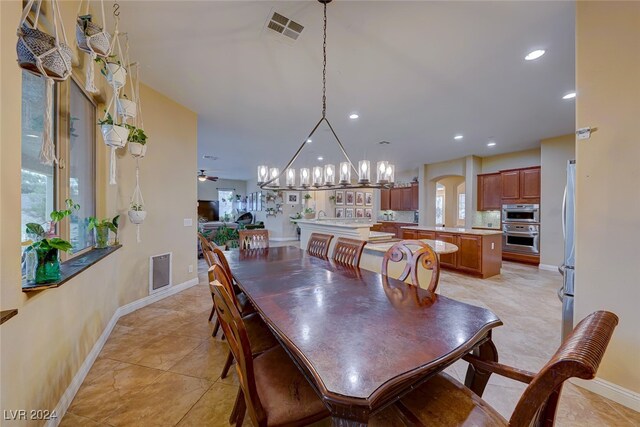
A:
88;216;119;249
125;124;148;158
24;199;79;284
95;54;127;89
117;94;137;119
128;203;147;225
76;10;111;58
98;111;129;148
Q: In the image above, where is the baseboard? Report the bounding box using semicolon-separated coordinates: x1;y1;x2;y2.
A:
46;276;200;427
270;237;298;242
571;377;640;412
538;263;560;272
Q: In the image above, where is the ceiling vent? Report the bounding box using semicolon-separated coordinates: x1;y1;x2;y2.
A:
266;11;304;41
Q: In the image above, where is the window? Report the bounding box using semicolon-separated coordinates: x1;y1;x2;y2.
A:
435;184;445;226
21;72;97;258
219;190;234;222
458;193;466;220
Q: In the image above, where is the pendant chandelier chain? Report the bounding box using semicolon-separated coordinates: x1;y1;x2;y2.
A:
322;2;327;118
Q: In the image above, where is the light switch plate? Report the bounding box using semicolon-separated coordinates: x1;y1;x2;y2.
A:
183;218;193;227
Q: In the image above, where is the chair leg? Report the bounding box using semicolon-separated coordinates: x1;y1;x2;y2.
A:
230;388;243;424
221;350;234;379
232;389;246;427
208;305;215;321
212;319;220;338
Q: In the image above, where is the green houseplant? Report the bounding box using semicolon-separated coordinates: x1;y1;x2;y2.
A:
88;215;120;248
125;124;148;157
213;225;239;249
98;111;129;148
25;199;79;284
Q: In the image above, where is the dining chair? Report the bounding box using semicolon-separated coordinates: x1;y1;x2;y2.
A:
209;266;275;379
208;263;256;337
211;282;330;427
306;232;334;259
396;310;619;427
381;240;440;293
332;237;366;268
239;229;269;250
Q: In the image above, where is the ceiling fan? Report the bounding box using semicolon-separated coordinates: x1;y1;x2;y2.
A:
197;170;219;182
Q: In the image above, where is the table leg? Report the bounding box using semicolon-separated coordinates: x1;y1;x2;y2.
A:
464;333;498;397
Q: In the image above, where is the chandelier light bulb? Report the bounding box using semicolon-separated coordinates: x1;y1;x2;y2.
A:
257;165;269;184
269;167;280;186
377;161;389;184
300;168;310;187
324;164;335;185
313;166;323;186
358;160;370;184
286;168;296;187
386;164;395;184
339;162;351;184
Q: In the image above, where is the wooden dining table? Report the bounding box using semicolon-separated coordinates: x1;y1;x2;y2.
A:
225;246;503;426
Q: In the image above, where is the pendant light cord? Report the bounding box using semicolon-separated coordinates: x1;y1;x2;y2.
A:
322;1;327;118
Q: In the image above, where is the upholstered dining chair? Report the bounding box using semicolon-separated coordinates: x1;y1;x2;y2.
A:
395;310;619;427
211;282;330;427
382;240;440;293
306;233;334;259
239;229;269;250
209;265;276;379
332;237;366;268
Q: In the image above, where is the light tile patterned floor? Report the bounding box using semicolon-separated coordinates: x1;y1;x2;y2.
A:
61;243;639;426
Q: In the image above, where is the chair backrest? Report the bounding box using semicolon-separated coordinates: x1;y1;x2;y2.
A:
210;282;267;425
332;237;366;268
307;233;334;259
198;232;214;266
381;240;440;293
212;246;234;281
208;263;240;311
239;229;269;250
509;311;619;426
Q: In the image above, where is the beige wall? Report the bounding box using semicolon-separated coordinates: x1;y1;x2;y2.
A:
197;178;247;202
540;134;575;267
575;0;640;400
0;0;198;422
480;147;540;174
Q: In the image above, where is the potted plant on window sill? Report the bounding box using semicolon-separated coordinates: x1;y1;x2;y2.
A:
128;204;146;224
125;124;147;157
88;215;119;248
99;111;129;148
24;199;80;284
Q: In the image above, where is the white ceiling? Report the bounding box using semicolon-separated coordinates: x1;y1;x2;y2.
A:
118;1;575;180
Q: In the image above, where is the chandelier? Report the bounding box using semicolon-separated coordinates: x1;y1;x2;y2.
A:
257;0;394;191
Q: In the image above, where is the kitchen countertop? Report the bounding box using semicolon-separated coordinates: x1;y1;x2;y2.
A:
375;220;418;224
401;226;503;236
365;239;458;255
296;219;375;229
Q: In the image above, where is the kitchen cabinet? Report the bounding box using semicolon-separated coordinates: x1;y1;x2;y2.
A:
402;187;412;210
520;167;541;200
456;234;482;273
390;189;403;211
477;173;502;211
380;188;390;210
435;232;458;269
411;183;419;210
379;222;415;238
500;167;541;204
403;229;418;239
417;230;436;240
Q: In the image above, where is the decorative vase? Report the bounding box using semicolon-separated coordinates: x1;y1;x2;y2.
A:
101;124;129;148
128;210;147;224
94;225;110;248
105;62;127;88
304;213;315;219
35;247;60;284
128;142;147;158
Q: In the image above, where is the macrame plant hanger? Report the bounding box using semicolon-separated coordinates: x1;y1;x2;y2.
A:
129;161;145;242
100;10;127;185
76;0;112;93
17;0;72;166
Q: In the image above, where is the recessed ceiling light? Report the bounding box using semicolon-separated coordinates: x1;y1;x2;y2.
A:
487;141;497;147
525;49;545;61
26;134;39;138
349;113;359;119
562;92;576;100
306;139;312;143
454;135;463;140
317;156;324;161
202;155;218;160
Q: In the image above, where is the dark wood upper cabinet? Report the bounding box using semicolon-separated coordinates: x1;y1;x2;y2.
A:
389;188;402;210
477;173;502;211
411;183;419;210
520;167;541;200
501;170;521;200
402;187;412;209
380;188;390;210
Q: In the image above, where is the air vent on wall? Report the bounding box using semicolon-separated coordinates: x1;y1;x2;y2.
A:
266;11;304;41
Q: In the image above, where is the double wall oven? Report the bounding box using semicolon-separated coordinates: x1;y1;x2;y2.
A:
502;204;540;255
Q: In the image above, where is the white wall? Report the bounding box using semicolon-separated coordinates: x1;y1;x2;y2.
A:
197;178;247;202
574;0;640;406
540;134;575;267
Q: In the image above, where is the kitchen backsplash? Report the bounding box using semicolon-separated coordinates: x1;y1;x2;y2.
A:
473;211;501;229
378;210;417;223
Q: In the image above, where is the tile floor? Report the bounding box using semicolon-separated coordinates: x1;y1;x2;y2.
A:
61;245;640;426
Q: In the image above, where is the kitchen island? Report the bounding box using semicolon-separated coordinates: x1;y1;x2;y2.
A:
296;219;395;255
401;226;503;278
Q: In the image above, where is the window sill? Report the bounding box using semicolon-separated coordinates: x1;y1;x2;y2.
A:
0;309;18;325
22;245;122;293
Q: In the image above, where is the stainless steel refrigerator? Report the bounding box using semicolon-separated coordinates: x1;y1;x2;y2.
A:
559;160;576;341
